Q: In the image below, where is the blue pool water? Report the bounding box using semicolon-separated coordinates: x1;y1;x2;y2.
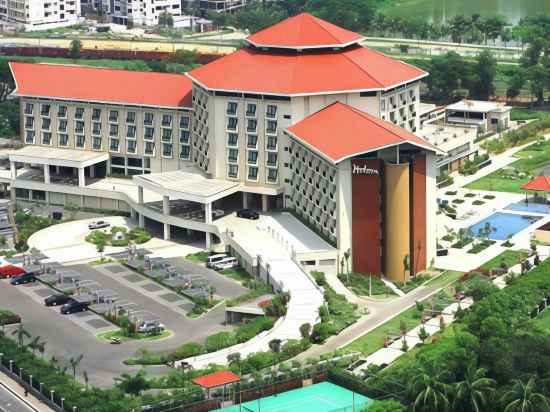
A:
469;212;542;240
505;201;550;214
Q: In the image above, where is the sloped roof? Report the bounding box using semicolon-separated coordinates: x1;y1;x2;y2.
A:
187;45;427;96
9;62;193;108
522;175;550;192
246;13;364;49
192;371;240;389
286;102;437;163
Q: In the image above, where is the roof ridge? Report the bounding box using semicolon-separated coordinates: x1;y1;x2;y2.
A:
341;47;383;89
346;104;412;144
307;14;343;44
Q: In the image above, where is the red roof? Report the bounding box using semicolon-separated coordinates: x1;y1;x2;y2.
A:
522;175;550;191
247;13;363;49
10;62;193;108
192;371;240;389
188;45;426;95
286;102;437;163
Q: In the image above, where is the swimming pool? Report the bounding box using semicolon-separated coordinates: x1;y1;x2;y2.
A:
469;212;542;240
505;200;550;214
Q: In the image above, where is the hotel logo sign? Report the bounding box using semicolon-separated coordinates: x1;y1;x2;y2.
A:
352;164;379;176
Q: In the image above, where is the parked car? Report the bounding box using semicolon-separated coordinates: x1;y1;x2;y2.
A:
137;321;165;334
10;272;37;285
44;294;73;307
88;220;110;230
236;209;259;220
213;257;238;270
206;253;228;268
60;301;89;315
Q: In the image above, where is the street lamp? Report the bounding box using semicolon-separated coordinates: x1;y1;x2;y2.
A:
50;389;55;402
39;382;43;394
61;398;65;409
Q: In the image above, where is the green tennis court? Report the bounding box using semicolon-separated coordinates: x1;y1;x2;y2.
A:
214;382;373;412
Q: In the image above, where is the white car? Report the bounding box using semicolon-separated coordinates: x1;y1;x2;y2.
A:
137;322;165;333
88;220;110;230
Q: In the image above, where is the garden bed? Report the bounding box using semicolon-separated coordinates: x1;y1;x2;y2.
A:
86;226;152;247
0;308;20;326
467;240;496;254
337;272;395;297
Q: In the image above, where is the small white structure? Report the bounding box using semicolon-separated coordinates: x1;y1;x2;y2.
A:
445;100;512;133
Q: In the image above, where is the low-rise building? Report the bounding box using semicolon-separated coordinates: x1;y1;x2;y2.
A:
103;0;182;26
445;99;512;133
0;0;81;31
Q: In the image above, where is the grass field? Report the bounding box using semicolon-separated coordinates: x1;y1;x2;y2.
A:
479;250;529;271
424;270;464;287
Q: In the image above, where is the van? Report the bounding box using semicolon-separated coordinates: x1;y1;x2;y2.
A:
206;254;228;268
213;257;238;270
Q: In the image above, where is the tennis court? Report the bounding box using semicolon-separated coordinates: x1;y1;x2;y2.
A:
214;382;373;412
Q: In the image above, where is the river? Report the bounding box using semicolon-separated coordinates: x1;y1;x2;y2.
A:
384;0;550;24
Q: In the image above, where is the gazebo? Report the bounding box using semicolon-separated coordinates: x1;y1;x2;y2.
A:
521;175;550;203
192;370;241;400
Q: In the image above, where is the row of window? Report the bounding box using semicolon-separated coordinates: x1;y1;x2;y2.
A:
227;149;278;167
226;133;277;151
226;117;278;135
380;88;417;113
226;101;278;119
227;164;278;183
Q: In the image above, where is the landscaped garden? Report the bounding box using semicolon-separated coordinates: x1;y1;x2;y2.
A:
86;226;152;247
337;272;395;297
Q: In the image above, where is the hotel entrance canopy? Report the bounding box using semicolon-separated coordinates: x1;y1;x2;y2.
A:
133;170;241;204
9;146;109;169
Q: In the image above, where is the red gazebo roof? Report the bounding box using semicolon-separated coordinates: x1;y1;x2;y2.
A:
521;176;550;192
192;371;240;389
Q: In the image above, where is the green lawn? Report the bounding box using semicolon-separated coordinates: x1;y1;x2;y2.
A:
479;250;529;271
185;251;209;263
424;270;464;288
338;273;396;297
466;140;550;193
97;329;171;342
533;309;550;331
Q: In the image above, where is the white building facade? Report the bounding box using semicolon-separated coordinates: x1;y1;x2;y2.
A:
0;0;81;31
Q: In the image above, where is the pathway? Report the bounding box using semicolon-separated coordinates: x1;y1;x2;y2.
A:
0;373;54;412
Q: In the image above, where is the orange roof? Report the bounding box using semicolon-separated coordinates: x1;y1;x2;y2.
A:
522;175;550;191
247;13;364;49
286;102;437;163
188;45;427;95
192;371;240;389
9;62;193;108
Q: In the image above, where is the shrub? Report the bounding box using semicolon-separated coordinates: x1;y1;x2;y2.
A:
234;317;275;343
166;342;203;362
311;322;336;343
205;332;236;352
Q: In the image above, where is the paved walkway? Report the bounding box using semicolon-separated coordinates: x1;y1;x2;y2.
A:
0;373;54;412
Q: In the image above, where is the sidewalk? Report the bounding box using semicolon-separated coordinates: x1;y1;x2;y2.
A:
0;373;55;412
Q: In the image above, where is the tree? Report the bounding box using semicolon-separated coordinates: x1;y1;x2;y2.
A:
268;339;282;353
227;352;241;374
409;363;451;412
418;326;429;344
69;354;84;381
343;249;351;274
305;0;377;32
365;399;406;412
12;324;30;348
448;15;470;43
452;364;496;412
299;323;311;340
0;61;15;102
69;38;82;59
158;11;174;28
115;370;151;396
96;238;106;259
507;72;525;101
501;377;550;412
473;50;497;100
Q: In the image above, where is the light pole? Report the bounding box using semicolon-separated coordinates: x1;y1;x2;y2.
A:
39;382;43;394
9;359;13;373
61;398;65;409
50;389;54;402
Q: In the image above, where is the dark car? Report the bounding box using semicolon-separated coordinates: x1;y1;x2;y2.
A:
44;294;73;307
236;209;259;220
10;272;37;286
60;301;89;315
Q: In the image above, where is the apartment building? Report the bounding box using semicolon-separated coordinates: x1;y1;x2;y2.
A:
0;0;81;31
8;13;440;281
198;0;248;13
103;0;182;26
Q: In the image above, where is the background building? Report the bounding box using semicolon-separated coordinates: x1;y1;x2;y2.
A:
103;0;182;26
0;0;81;31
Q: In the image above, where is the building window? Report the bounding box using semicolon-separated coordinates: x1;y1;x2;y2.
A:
75;107;85;120
266;104;277;118
247;134;258;149
92;108;101;121
144;142;155;156
40;104;50;116
161;114;172;127
266;120;277;135
228;164;238;178
59;134;69;146
144;112;154;126
75;120;84;134
127;125;136;138
162;143;172;157
76;135;85;148
92;136;102;150
58;106;67;118
227;117;238;131
109;110;119;123
58;119;67;132
267;168;278;183
227;133;238;147
144;127;154;141
25;117;34;129
247;150;258;165
127;139;137;154
179;115;190;130
92;122;101;135
161;128;172;142
247;119;257;133
247;166;258;181
266;135;277;151
228;148;238;163
110;138;120;152
246;103;257;117
109;124;119;137
179;130;190;144
380;98;386;113
42;118;51;131
25;130;35;144
126;111;136;124
180;145;190;160
266;152;277;167
24;103;33;115
226;101;238;116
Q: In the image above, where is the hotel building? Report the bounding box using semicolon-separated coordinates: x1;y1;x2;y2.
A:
8;13;439;282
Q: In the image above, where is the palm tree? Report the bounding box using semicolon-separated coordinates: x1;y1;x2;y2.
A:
409;364;451;412
12;324;30;348
83;370;89;390
69;354;84;381
501;377;550;412
452;365;496;412
28;336;42;355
